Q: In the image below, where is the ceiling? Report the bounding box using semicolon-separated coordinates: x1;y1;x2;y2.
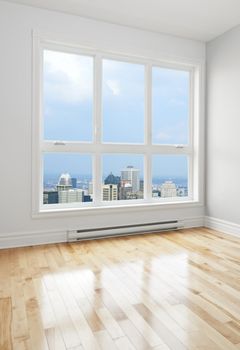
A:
4;0;240;42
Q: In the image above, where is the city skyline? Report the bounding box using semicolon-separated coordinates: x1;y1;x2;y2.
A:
43;164;188;205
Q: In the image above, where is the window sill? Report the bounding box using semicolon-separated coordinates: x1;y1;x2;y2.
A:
32;198;203;219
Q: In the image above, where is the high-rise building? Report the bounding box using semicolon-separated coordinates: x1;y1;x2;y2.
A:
88;181;93;195
83;195;93;202
57;173;72;191
58;189;84;203
104;172;120;185
121;166;140;193
161;181;177;198
43;190;58;204
177;187;188;197
119;182;132;200
71;177;77;188
152;189;161;198
102;184;118;201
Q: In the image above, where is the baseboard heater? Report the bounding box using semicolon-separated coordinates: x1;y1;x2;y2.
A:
67;220;184;242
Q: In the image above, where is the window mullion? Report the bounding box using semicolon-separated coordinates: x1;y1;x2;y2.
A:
93;54;102;204
145;63;152;200
94;54;102;144
144;152;152;201
189;68;195;150
36;44;44;214
188;153;194;200
93;152;102;205
145;63;152;146
188;69;195;200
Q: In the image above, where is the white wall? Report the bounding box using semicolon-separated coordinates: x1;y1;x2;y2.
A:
207;26;240;225
0;0;205;245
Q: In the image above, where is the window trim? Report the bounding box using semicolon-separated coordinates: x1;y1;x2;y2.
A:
32;33;204;217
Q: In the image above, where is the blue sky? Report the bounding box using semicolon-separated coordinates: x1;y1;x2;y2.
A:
43;50;189;179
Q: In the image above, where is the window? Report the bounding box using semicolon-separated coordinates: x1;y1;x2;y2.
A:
102;155;144;201
34;40;201;213
43;153;93;205
152;155;188;199
102;59;145;143
152;67;189;145
43;50;93;142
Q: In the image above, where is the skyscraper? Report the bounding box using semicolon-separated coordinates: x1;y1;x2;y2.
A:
161;181;177;198
43;190;58;204
88;182;93;195
121;166;140;193
104;172;120;185
58;189;84;203
71;177;77;188
119;182;132;200
102;184;118;201
57;173;72;191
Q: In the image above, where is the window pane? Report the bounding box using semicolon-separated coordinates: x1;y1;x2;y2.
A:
43;153;93;205
43;50;93;141
102;155;144;201
152;67;189;145
152;155;188;198
102;59;145;143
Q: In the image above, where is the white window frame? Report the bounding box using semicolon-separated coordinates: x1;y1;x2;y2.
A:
32;34;204;217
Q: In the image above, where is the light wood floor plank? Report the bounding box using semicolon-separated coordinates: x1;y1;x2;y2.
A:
0;297;12;350
1;228;240;349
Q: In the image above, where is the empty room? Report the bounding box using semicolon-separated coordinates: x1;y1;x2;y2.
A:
0;0;240;349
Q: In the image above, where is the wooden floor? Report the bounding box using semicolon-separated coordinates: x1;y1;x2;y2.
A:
1;228;240;350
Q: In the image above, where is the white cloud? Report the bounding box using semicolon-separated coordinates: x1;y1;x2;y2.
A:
155;121;188;144
155;131;171;142
44;50;93;104
106;79;120;96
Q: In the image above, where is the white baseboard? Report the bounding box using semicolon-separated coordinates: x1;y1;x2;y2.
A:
184;216;205;228
0;229;67;249
0;216;205;249
205;216;240;238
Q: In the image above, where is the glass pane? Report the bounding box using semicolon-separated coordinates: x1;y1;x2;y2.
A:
152;67;189;145
43;50;93;141
43;153;93;205
152;155;188;198
102;155;144;201
102;59;145;143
